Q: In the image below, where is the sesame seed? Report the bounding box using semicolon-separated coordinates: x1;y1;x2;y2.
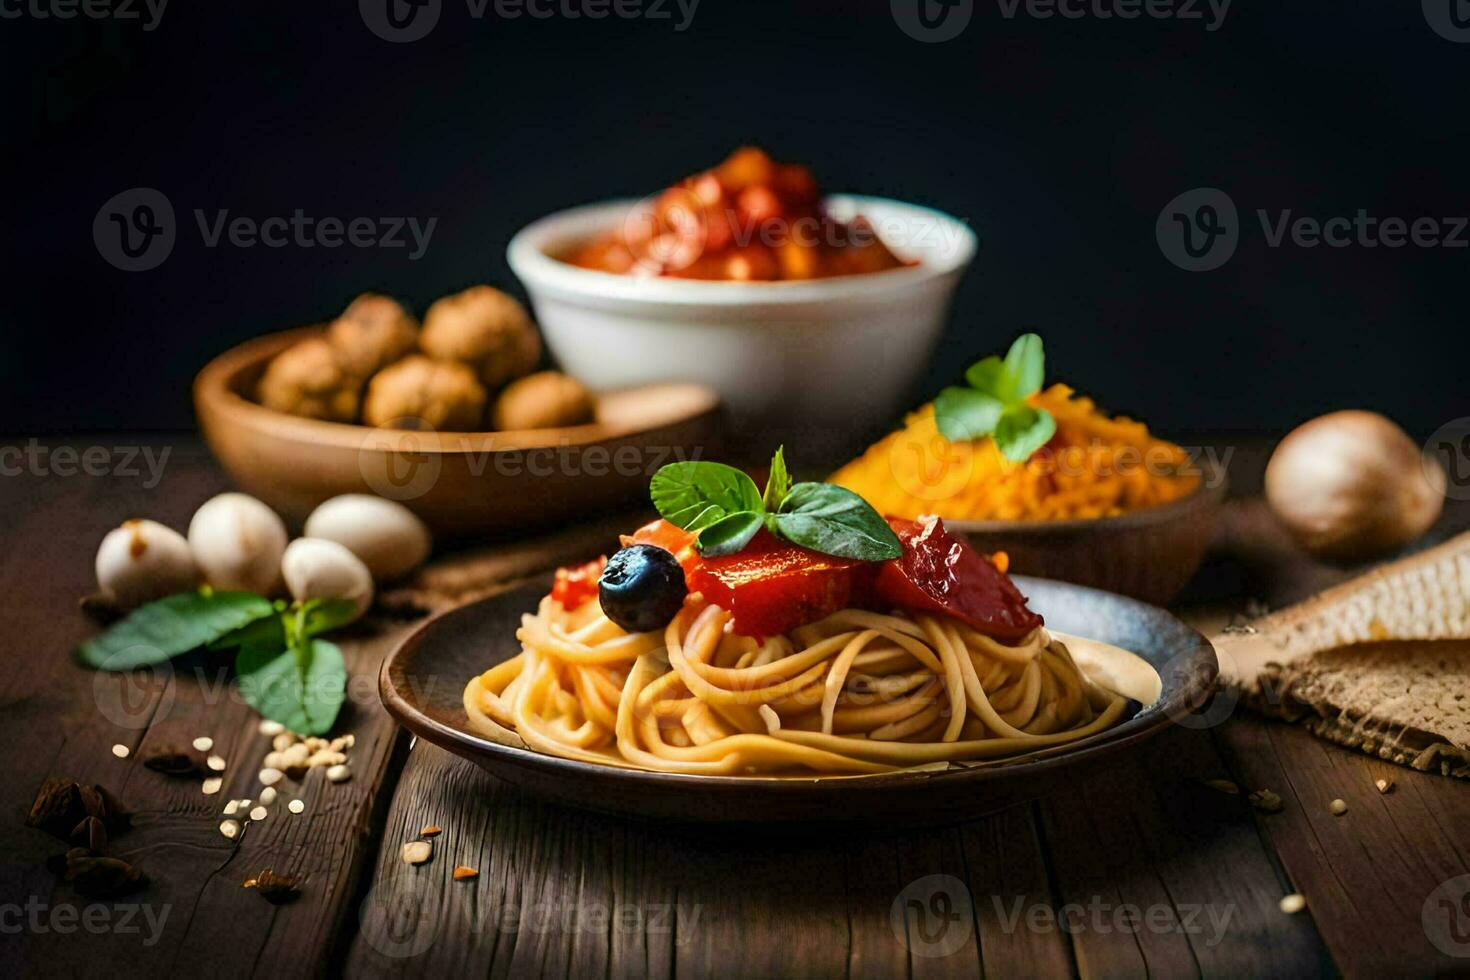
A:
1375;778;1394;794
326;764;350;783
1329;799;1348;816
224;800;240;816
220;819;241;840
202;777;223;796
193;736;214;752
258;720;285;737
111;744;130;759
249;806;268;822
401;840;432;865
1279;894;1306;914
258;768;284;786
207;755;227;772
288;799;305;814
259;787;277;806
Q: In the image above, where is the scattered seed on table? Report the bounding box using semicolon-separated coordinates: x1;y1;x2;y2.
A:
237;798;252;809
288;799;305;814
224;800;240;816
272;733;296;753
453;866;478;881
259;787;277;806
401;840;432;865
421;826;442;837
1202;778;1238;795
258;720;285;737
1329;799;1348;816
1375;778;1394;794
1279;894;1306;914
258;768;283;786
111;744;130;759
207;755;227;772
193;736;213;752
202;777;223;796
326;765;350;783
1248;789;1284;813
220;820;241;840
249;806;268;821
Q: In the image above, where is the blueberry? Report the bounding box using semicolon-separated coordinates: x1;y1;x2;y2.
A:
598;545;688;634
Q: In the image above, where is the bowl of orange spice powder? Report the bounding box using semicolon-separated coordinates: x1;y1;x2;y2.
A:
830;335;1225;604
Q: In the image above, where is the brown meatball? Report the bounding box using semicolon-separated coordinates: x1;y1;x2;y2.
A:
419;286;541;388
362;355;487;432
491;371;596;431
327;293;419;378
257;338;361;423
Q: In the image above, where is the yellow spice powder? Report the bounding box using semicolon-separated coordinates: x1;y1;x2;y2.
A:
830;384;1201;522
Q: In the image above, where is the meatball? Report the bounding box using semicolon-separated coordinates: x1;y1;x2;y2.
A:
327;293;419;378
491;371;596;431
257;337;362;423
419;286;541;388
362;355;487;432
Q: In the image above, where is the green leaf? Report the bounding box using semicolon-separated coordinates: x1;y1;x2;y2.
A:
299;598;360;638
1004;333;1045;399
236;638;347;736
650;461;763;532
993;405;1057;462
696;511;764;557
209;612;286;658
963;356;1012;400
78;591;276;671
771;483;903;561
761;446;791;512
933;387;1005;442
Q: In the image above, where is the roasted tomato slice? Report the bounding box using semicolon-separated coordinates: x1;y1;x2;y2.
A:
871;517;1043;642
690;529;864;638
551;557;606;611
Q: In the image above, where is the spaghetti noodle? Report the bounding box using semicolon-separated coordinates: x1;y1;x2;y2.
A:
463;590;1134;776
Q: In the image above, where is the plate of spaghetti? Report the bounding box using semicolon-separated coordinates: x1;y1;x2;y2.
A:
381;451;1216;824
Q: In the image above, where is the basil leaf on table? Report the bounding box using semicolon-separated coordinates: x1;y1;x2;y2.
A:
209;612;286;658
650;461;763;532
236;638;347;736
770;483;903;561
78;591;276;670
298;598;361;638
695;511;764;557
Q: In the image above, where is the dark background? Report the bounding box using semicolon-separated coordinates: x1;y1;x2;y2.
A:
3;0;1466;441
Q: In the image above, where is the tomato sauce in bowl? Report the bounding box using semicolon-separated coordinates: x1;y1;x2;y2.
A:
565;148;916;282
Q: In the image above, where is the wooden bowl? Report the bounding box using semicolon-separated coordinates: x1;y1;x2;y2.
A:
193;327;723;538
380;573;1217;826
949;464;1228;606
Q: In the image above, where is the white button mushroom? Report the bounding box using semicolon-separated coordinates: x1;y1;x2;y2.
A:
95;519;198;610
303;494;432;581
280;538;374;622
187;493;288;594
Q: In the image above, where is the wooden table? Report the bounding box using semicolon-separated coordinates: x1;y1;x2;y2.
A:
2;439;1466;978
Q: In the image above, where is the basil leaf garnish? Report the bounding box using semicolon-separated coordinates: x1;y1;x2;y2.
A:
650;461;763;532
769;483;902;561
761;445;791;512
78;591;276;670
696;511;765;557
935;333;1056;463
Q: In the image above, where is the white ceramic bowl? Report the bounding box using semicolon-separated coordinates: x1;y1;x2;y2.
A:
507;195;977;449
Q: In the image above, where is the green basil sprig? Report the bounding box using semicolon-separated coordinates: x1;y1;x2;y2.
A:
78;590;356;735
933;333;1057;462
650;447;902;561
